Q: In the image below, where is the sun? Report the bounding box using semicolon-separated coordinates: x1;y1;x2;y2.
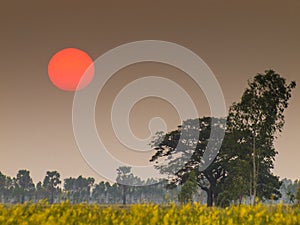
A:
48;48;94;91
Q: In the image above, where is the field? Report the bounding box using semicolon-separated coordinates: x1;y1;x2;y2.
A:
0;201;299;225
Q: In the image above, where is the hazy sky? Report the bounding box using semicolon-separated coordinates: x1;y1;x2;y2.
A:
0;1;299;183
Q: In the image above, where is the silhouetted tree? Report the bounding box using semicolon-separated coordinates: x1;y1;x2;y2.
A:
43;171;61;203
15;169;35;203
227;70;296;204
64;176;94;203
296;181;300;206
116;166;132;205
151;117;227;206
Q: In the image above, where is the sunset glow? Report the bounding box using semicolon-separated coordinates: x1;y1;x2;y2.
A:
48;48;94;91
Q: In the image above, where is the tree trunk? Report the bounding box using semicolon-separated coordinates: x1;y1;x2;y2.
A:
122;185;127;205
21;193;25;204
51;190;54;204
238;195;242;205
252;135;257;205
207;189;213;207
213;192;219;206
249;170;252;198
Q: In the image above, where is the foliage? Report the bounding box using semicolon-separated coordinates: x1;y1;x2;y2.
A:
296;181;300;206
150;70;296;207
14;170;35;203
0;172;14;203
0;167;298;206
150;117;227;207
43;171;61;204
0;169;182;205
225;70;296;204
0;201;299;224
116;166;135;205
178;170;198;204
64;175;95;203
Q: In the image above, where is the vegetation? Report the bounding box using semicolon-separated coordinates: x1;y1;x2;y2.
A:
0;169;182;205
178;170;198;204
0;201;299;225
296;181;300;206
279;178;299;204
0;70;298;225
0;169;298;206
150;117;227;206
151;70;296;206
226;70;296;205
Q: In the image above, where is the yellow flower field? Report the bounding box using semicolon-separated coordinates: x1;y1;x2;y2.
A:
0;201;299;225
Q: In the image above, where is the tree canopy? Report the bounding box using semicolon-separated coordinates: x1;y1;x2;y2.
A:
150;70;296;206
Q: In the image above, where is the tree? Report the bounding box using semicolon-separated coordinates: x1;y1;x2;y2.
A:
218;146;251;206
296;181;300;206
0;172;7;203
178;170;198;204
116;166;133;205
15;169;35;203
35;181;46;202
76;176;94;203
64;177;76;203
227;70;296;204
64;176;94;203
92;181;107;203
150;70;295;206
150;117;227;206
0;172;6;203
43;171;61;204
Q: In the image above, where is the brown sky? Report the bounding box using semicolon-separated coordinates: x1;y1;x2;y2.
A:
0;1;299;183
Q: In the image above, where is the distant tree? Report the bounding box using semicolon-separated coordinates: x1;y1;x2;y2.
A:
43;171;61;204
64;176;94;203
296;181;300;206
35;181;46;202
64;177;76;203
0;172;6;203
108;183;122;204
104;182;112;203
0;172;14;203
92;181;107;203
116;166;132;205
3;176;14;203
287;190;295;204
15;169;35;203
76;176;94;203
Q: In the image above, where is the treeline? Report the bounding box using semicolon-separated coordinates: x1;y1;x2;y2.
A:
0;169;182;204
0;169;299;205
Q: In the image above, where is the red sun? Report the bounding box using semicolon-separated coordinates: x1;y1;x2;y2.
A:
48;48;94;91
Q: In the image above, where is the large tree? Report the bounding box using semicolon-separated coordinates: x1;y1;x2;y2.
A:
150;117;227;206
227;70;296;204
